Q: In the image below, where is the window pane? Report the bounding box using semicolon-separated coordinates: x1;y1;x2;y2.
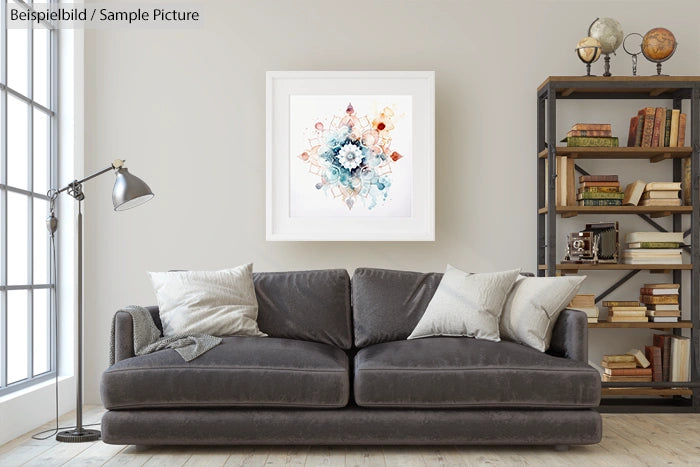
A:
33;26;49;108
7;290;29;384
34;110;49;195
34;198;49;284
8;95;29;190
33;289;50;376
7;28;29;96
8;192;29;285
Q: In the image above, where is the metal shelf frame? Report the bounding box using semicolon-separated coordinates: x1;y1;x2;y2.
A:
536;76;700;412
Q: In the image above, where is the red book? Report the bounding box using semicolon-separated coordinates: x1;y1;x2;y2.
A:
645;345;663;382
579;175;619;183
627;116;639;147
640;107;656;147
653;334;672;381
604;368;653;376
634;109;645;146
651;107;665;147
678;113;687;146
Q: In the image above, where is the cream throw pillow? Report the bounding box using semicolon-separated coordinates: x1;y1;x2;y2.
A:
148;263;267;338
499;275;586;352
407;265;521;342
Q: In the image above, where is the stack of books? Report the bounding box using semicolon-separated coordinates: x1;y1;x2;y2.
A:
602;300;647;323
640;182;682;207
567;294;599;323
623;231;684;264
562;123;618;147
627;107;686;148
601;350;652;382
577;175;623;206
640;283;680;323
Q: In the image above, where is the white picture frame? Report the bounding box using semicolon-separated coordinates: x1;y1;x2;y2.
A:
266;71;435;241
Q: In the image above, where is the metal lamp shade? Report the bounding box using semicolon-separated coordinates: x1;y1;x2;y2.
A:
112;167;154;211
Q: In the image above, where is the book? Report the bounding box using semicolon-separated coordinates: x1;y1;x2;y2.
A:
670;335;690;382
577;199;622;206
678;113;687;146
669;109;680;147
645;182;681;191
626;232;684;243
640;295;679;304
640;107;656;147
624;257;683;264
566;157;575;206
571;123;611;131
556;156;567;206
634;110;645;146
646;310;681;317
683;158;691;206
568;294;596;307
606;306;647;312
641;191;680;200
623;249;682;256
602;301;640;307
568;129;613;137
603;368;652;376
601;361;637;369
639;288;679;295
579;181;621;188
653;334;672;381
569;306;599;318
608;316;648;322
580;186;624;193
645;345;663;382
587;317;598;323
627;115;639;147
643;283;680;289
622;180;646;206
651;107;665;147
626;349;651;368
649;316;679;322
579;175;618;183
639;199;682;206
602;374;652;382
565;136;619;147
646;304;681;311
576;192;625;200
663;108;672;147
627;242;681;249
602;354;636;363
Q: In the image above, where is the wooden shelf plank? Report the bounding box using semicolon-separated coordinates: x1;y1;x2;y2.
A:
538;76;700;95
589;320;692;329
602;387;693;397
539;264;692;271
537;146;691;160
538;206;692;217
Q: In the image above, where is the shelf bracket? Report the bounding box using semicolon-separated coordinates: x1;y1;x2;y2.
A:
650;153;672;163
650;88;670;97
595;270;641;303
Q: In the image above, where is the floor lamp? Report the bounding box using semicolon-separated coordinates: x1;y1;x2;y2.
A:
48;159;154;442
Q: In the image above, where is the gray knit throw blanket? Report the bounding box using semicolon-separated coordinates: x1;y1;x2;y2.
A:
109;305;222;365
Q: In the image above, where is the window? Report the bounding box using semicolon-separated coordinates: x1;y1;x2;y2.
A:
1;0;57;395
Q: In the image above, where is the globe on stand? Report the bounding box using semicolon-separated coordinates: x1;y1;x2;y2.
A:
576;37;602;76
641;28;677;76
588;17;624;77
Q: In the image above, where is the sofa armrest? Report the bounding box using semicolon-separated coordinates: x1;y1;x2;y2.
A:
547;309;588;362
112;306;161;363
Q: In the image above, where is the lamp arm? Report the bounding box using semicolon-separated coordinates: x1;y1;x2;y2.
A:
54;159;126;196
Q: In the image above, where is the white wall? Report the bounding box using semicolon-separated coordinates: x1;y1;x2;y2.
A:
82;0;700;403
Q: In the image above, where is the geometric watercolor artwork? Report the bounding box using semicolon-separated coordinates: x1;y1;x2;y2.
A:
289;95;412;218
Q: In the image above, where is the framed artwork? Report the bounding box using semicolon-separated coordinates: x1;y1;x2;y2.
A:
266;71;434;241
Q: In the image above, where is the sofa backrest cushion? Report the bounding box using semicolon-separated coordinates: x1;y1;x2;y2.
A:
253;269;352;349
352;268;443;347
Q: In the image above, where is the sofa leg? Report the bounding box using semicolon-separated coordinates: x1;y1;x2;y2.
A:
554;444;569;452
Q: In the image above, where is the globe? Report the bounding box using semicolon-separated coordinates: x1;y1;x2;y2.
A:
588;17;624;54
642;28;677;61
576;37;602;63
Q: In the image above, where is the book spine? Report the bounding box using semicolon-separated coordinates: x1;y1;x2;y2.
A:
629;242;680;248
568;129;613;137
640;295;679;304
602;301;639;307
669;109;680;147
566;136;619;147
634;110;645;146
579;174;618;182
683;157;691;205
580;186;622;193
663;108;672;147
641;107;656;147
572;123;612;131
577;199;623;206
566;156;575;206
640;288;679;295
651;107;665;147
580;181;621;188
678;113;687;146
627;116;638;147
576;192;624;200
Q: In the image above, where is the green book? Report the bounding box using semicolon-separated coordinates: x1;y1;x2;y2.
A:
664;108;672;147
580;186;621;193
563;136;619;147
628;242;681;249
577;192;625;200
577;199;623;206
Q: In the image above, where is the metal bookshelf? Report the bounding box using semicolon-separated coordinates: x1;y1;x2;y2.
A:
536;76;700;412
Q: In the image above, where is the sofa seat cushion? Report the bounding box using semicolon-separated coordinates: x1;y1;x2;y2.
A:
354;337;600;409
101;337;349;409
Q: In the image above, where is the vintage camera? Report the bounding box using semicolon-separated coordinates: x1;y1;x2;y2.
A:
564;222;619;264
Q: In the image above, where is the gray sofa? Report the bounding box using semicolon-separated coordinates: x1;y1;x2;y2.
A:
101;268;602;446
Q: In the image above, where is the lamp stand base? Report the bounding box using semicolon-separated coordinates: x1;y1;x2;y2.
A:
56;428;101;443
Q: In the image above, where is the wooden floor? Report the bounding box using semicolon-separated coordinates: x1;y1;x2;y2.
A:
1;406;699;466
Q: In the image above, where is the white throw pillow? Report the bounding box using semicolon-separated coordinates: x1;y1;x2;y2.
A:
407;265;521;342
499;275;586;352
148;263;267;338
